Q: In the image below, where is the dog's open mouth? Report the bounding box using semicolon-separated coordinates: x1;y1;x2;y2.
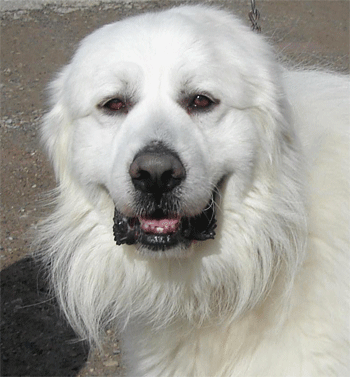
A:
113;199;217;251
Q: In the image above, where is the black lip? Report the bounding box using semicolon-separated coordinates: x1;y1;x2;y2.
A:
113;197;217;252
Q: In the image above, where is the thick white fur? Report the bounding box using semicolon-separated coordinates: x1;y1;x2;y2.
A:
38;6;350;376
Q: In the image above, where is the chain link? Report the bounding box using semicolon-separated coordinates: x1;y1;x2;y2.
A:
249;0;261;33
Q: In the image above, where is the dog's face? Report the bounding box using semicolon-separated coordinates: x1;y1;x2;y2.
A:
43;7;280;257
40;7;307;346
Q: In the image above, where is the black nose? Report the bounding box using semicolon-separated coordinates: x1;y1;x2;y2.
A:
129;142;186;195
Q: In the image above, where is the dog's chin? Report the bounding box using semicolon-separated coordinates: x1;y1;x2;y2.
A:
113;196;217;255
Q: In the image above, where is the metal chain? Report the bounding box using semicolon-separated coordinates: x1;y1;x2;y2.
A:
249;0;261;33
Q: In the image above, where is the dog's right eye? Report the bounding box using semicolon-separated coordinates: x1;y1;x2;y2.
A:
101;98;127;113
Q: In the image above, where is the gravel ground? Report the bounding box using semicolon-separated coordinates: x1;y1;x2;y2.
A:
1;1;348;376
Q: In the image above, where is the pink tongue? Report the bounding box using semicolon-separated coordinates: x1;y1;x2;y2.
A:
140;217;180;234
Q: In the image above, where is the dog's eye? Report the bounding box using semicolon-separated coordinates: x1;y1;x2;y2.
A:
102;98;127;113
188;95;216;112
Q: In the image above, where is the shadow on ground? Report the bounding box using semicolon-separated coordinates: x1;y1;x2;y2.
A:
1;257;89;376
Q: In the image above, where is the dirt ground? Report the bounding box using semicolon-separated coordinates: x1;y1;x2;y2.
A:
1;1;349;376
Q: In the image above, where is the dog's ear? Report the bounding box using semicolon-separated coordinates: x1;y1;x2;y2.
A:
41;67;74;184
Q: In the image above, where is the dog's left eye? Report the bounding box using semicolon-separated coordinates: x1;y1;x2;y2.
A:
188;95;216;112
101;98;127;113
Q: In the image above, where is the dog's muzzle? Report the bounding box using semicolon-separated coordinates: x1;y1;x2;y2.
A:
113;141;217;251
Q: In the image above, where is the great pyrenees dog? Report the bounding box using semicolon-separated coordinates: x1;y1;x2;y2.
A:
38;6;349;376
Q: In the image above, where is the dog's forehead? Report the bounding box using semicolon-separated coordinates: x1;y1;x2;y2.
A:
66;11;226;102
69;7;264;85
75;13;212;69
62;7;272;115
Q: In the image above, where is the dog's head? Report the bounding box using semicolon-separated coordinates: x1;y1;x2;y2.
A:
40;6;308;343
42;6;294;258
43;7;292;258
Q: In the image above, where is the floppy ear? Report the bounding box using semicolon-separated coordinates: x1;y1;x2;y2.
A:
41;67;74;185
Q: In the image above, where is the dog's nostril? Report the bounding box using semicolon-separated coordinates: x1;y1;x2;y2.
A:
129;151;186;194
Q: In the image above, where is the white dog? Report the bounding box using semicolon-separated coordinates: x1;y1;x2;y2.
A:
38;6;349;376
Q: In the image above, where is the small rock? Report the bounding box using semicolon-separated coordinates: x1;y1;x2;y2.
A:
103;360;119;367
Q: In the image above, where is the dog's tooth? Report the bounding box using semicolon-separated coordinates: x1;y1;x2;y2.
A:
156;227;164;233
